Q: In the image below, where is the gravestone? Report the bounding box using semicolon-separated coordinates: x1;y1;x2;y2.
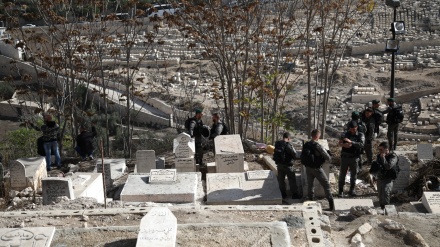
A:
206;173;282;205
392;155;411;192
214;135;245;173
96;162;112;189
136;207;177;247
42;177;74;205
417;143;433;161
173;133;196;172
9;160;27;191
0;227;55;247
421;192;440;214
333;199;374;211
136;150;156;173
149;169;177;184
71;173;105;203
156;157;165;169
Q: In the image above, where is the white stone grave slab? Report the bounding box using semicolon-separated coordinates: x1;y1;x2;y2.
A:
0;227;55;247
42;177;74;205
206;173;282;205
246;170;273;180
417;143;433;161
421;192;440;214
9;160;27;191
175;157;195;172
333;199;374;211
16;157;48;191
136;207;177;247
71;173;105;203
173;133;195;158
120;173;199;203
135;150;156;173
95;158;126;188
149;169;177;183
214;135;245;173
392;155;411;192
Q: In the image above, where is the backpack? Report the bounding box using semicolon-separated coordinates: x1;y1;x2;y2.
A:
387;106;404;124
273;141;287;164
300;141;325;168
184;117;195;131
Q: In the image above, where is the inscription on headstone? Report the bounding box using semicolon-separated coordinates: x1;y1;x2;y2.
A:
149;169;177;183
136;150;156;173
392;155;411;192
208;174;241;190
417;143;434;161
0;227;56;247
136;207;177;247
215;135;245;173
175;158;195;167
9;160;27;190
173;133;195;158
42;178;74;205
422;192;440;214
97;162;112;188
246;170;273;180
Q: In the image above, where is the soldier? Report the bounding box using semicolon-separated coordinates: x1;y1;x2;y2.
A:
371;99;384;138
363;107;376;165
338;121;365;197
382;98;403;151
186;109;207;167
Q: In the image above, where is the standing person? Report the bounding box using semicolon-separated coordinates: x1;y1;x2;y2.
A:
371;99;383;138
370;142;398;209
209;112;228;140
273;132;301;200
338;121;365;197
29;115;61;171
346;111;366;134
363;107;376;166
301;129;334;211
382;98;402;151
187;109;206;167
75;123;97;161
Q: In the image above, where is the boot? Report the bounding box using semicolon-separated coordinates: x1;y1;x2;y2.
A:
327;198;334;211
349;185;356;197
338;187;344;197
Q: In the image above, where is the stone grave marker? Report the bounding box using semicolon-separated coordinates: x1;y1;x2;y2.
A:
0;227;56;247
214;135;245;173
42;177;74;205
421;192;440;214
333;199;374;211
136;207;177;247
149;169;177;184
417;143;433;161
96;162;112;188
392;155;411;192
136;150;156;173
156;157;165;169
246;170;273;180
9;160;27;191
173;133;195;158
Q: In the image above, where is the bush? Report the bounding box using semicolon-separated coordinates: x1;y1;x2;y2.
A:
0;83;14;100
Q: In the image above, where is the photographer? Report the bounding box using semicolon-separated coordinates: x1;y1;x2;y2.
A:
370;142;398;209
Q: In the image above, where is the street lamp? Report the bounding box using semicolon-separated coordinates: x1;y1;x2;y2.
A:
385;0;404;98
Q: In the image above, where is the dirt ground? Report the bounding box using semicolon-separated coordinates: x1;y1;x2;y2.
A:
2;66;440;246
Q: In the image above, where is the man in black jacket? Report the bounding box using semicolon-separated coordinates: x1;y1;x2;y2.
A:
187;109;206;167
363;107;376;165
382;98;400;150
275;132;301;200
209;113;227;140
75;123;97;161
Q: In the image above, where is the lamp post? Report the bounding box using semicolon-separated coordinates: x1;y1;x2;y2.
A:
385;0;404;98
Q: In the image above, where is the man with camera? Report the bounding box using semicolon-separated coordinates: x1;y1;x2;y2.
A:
370;142;399;209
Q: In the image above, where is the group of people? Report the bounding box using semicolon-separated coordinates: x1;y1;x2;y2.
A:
274;98;403;211
185;109;229;167
28;114;97;171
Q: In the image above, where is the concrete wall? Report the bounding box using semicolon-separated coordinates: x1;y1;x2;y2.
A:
0;41;22;60
351;40;440;55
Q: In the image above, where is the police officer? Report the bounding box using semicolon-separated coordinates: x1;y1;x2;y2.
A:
338;121;365;197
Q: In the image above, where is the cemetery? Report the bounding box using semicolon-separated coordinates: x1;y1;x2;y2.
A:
2;1;440;246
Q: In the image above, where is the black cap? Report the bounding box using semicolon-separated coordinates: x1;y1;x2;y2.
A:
348;121;358;128
195;108;202;114
387;98;395;102
372;99;380;104
365;107;373;112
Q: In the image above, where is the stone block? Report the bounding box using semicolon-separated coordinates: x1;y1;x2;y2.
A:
175;157;195;171
434;146;440;158
357;223;372;235
136;150;156;173
421;191;440;214
214;135;244;173
149;169;177;183
136;207;177;247
333;199;374;211
120;173;199;203
392;155;411;192
206;162;216;173
0;227;55;247
71;173;105;204
42;177;74;205
8;157;47;191
156;157;165;169
206;173;282;205
262;155;277;175
173;133;195;158
417;143;433;161
385;205;398;216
